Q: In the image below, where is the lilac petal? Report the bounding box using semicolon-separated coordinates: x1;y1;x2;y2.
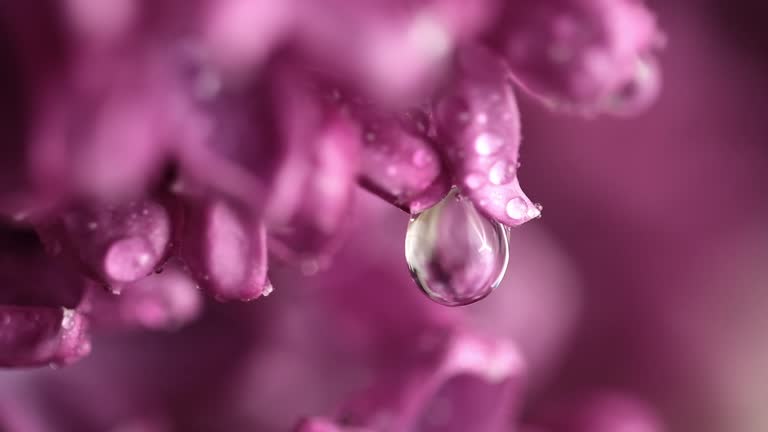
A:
0;227;85;308
85;260;203;331
0;306;90;368
495;0;663;114
338;331;525;432
355;106;451;214
176;197;268;302
265;74;361;260
37;200;171;288
294;1;454;105
529;392;665;432
434;45;540;226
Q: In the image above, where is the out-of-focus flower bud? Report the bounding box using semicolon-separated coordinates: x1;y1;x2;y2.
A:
266;72;361;260
85;260;203;331
176;197;269;302
495;0;663;115
0;306;90;367
337;331;525;432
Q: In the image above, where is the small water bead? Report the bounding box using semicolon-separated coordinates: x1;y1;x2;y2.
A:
465;174;485;190
474;133;503;156
405;189;509;306
488;160;516;185
61;308;76;330
505;197;528;220
262;281;274;297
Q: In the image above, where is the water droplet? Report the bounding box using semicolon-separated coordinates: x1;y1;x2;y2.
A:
464;174;484;190
262;281;274;297
87;221;99;230
386;165;399;176
529;203;543;219
505;197;528;220
488;160;515;185
365;132;377;142
61;308;76;330
474;133;503;156
405;189;509;306
476;113;488;124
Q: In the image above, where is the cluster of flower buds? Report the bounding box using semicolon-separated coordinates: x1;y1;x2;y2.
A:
0;0;661;380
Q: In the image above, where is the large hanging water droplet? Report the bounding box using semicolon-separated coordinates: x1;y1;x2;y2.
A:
405;189;509;306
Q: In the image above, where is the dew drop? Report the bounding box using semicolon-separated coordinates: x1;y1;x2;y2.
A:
405;189;509;306
488;160;515;185
262;281;274;297
464;174;484;190
474;133;503;156
505;197;528;220
61;308;76;330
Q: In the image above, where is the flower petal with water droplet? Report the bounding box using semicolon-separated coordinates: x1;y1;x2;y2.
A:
0;306;91;367
434;45;539;227
355;105;450;213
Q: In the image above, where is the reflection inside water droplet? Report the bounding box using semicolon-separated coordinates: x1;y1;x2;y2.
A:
405;189;509;306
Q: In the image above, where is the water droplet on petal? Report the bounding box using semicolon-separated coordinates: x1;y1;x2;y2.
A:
262;281;274;297
465;174;484;190
61;308;76;330
505;197;528;220
474;133;503;156
405;189;509;306
488;160;515;185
